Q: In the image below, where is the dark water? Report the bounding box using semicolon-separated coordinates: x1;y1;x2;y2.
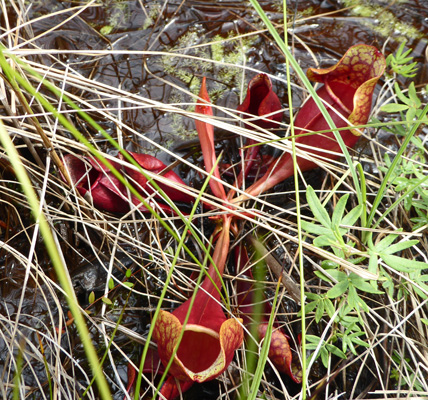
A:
0;0;427;399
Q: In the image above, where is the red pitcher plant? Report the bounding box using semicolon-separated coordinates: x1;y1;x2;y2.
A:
236;44;386;200
127;44;385;399
127;217;243;398
153;217;243;389
62;44;385;399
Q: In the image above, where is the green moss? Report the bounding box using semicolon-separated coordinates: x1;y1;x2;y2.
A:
159;29;257;144
352;4;376;18
162;29;255;96
394;21;423;41
167;94;199;141
92;0;130;33
100;25;114;36
341;0;423;41
142;2;161;30
211;36;225;63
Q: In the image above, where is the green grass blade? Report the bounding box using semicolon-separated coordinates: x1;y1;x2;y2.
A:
281;0;306;396
248;277;282;400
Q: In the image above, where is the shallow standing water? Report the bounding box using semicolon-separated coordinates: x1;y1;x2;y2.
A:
0;0;427;399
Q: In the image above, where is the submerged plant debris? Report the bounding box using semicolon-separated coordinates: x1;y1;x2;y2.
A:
0;1;428;400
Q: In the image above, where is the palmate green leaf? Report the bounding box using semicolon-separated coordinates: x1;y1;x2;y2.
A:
306;186;331;228
412;283;428;300
368;252;381;276
350;274;383;294
381;270;395;297
408;270;428;298
305;292;320;300
381;239;419;255
347;284;358;309
325;343;347;360
305;300;319;314
327;279;349;299
307;295;337;322
306;337;325;364
330;245;345;259
315;300;325;323
320;348;329;368
406;107;417;123
408;82;421;107
395;82;412;106
301;220;332;236
342;334;354;354
367;102;428;230
417;274;428;282
306;335;321;345
342;331;369;354
382;254;428;272
313;235;336;248
381;103;409;113
348;333;370;348
325;297;336;318
299;293;321;317
331;194;349;229
341;204;363;228
321;260;340;269
315;270;333;283
393;176;411;192
348;285;369;312
372;233;399;253
340;315;360;330
411;214;428;231
325;269;348;282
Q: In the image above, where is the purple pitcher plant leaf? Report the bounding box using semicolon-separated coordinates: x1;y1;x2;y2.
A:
238;44;386;200
63;154;130;213
258;323;302;383
235;244;301;382
194;77;228;202
234;73;282;193
237;73;283;131
145;217;243;397
63;152;192;213
119;151;193;204
126;351;193;400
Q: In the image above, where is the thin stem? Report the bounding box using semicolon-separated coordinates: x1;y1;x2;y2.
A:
249;0;361;201
366;103;428;231
282;1;306;398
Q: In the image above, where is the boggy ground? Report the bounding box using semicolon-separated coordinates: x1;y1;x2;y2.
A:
0;1;427;399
